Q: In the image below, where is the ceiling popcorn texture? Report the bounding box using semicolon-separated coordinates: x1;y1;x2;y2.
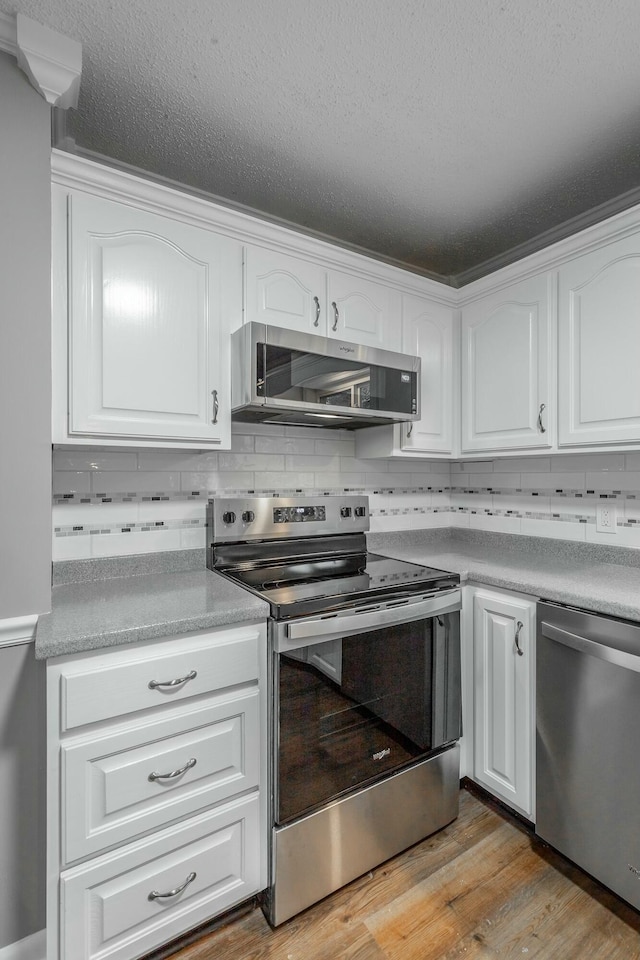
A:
4;0;640;282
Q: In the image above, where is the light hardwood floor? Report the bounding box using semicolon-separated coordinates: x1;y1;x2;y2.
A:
165;786;640;960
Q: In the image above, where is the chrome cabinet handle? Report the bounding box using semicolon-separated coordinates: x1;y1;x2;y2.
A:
537;402;546;434
148;871;196;902
148;669;197;690
515;621;524;656
211;389;219;425
331;301;339;331
148;757;197;783
313;296;320;327
406;422;413;438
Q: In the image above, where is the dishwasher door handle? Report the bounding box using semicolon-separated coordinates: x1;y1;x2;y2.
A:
542;621;640;673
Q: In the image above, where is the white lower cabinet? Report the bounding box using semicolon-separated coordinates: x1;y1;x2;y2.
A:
60;795;260;960
464;585;536;820
47;622;267;960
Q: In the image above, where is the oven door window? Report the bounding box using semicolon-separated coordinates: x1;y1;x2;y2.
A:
275;614;460;825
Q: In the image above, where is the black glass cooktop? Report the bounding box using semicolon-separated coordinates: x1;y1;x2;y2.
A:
222;552;459;619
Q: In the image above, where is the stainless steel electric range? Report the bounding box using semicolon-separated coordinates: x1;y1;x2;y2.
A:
207;495;462;926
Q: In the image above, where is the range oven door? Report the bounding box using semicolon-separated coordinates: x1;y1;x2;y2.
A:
272;590;461;825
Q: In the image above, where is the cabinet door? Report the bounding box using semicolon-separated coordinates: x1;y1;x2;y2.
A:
559;234;640;445
400;294;455;454
244;246;326;334
327;271;402;350
461;275;553;452
60;794;261;960
68;193;240;445
472;589;535;818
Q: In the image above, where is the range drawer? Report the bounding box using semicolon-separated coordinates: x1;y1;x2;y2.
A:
62;686;260;864
56;623;263;732
60;793;261;960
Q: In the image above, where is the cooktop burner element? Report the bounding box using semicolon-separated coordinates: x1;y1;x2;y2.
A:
207;495;459;620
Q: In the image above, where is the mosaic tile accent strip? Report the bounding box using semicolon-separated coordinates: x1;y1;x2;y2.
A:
54;518;206;539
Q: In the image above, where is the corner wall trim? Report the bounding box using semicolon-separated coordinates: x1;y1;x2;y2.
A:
15;13;82;108
0;930;46;960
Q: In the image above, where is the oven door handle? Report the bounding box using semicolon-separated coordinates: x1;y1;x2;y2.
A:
284;589;461;645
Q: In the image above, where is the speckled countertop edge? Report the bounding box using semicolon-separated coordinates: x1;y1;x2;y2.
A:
367;528;640;622
36;566;269;660
39;530;640;660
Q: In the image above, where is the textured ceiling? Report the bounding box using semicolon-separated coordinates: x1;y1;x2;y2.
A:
4;0;640;282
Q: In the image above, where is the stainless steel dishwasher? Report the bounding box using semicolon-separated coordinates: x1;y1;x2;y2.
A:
536;600;640;910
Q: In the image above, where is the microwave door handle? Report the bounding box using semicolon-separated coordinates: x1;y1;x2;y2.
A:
286;590;460;642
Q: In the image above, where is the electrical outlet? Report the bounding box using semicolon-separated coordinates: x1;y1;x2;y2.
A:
596;502;617;534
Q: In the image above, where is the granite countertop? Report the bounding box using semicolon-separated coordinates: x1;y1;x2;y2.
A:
35;559;269;660
36;530;640;660
368;528;640;622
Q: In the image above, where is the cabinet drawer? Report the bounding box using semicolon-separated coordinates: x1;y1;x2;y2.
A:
60;794;261;960
62;686;260;864
58;624;262;732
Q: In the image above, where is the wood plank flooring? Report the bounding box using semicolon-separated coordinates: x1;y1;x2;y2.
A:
165;786;640;960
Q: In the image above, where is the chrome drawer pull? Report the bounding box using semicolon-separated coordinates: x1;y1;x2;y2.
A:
211;388;219;425
331;301;339;331
148;669;197;690
148;871;196;901
148;757;197;783
313;295;320;327
515;620;524;656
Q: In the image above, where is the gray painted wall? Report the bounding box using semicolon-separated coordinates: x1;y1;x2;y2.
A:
0;643;46;947
0;52;52;948
0;50;52;620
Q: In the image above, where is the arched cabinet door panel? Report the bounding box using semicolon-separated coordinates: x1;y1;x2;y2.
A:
559;237;640;446
461;274;554;453
244;246;327;334
327;272;402;351
67;192;240;445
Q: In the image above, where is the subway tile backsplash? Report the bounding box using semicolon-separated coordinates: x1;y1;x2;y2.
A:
52;432;640;560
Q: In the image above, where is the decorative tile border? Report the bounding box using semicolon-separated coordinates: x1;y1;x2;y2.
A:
54;518;206;539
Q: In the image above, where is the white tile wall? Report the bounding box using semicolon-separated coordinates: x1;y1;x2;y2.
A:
51;428;451;560
52;440;640;560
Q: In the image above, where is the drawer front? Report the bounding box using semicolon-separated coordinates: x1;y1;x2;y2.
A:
60;794;261;960
59;624;263;731
62;687;260;863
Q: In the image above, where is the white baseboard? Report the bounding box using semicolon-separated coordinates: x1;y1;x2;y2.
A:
0;930;46;960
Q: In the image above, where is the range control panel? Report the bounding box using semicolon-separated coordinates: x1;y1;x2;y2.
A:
209;495;369;543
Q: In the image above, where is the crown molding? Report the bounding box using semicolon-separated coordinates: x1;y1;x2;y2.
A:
455;184;640;290
51;149;459;306
13;13;81;108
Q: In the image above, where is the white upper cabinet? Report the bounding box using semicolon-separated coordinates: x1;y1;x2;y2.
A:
400;293;456;454
326;271;402;350
244;245;402;350
353;291;458;460
558;233;640;446
244;246;326;335
461;274;554;453
56;189;242;447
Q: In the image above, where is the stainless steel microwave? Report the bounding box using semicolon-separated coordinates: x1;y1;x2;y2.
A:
231;323;420;430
